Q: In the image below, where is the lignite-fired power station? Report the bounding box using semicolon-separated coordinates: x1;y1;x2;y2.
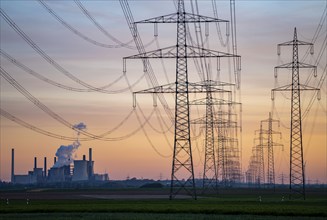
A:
10;148;108;185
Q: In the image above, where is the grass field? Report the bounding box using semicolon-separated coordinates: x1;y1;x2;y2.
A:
0;188;326;219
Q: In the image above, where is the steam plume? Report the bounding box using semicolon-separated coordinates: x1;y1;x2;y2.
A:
53;140;80;168
52;122;86;168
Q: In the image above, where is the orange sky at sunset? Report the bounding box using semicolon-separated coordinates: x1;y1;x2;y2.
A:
0;0;326;184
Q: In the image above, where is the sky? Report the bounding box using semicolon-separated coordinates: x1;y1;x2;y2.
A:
0;0;326;183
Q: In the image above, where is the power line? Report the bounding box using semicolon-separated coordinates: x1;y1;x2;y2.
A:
0;66;158;141
0;49;145;94
74;0;135;49
1;108;85;141
120;0;174;123
39;0;145;50
0;8;127;94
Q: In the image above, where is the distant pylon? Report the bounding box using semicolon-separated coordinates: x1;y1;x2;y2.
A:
191;91;240;192
272;28;320;200
254;124;265;187
202;90;218;192
260;112;283;190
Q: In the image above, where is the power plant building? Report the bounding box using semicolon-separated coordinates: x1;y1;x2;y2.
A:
72;160;89;181
10;148;109;185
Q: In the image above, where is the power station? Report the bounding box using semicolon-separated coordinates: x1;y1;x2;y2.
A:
10;148;108;185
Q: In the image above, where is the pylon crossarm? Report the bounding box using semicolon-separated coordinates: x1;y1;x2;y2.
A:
272;84;292;92
275;62;317;69
133;82;175;94
187;45;239;58
189;98;241;106
124;45;239;59
214;110;237;117
278;40;313;47
215;137;238;143
135;12;228;24
213;121;238;127
262;142;283;147
133;82;234;100
272;83;320;92
202;80;235;87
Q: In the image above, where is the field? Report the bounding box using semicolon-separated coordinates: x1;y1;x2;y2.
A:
0;188;326;219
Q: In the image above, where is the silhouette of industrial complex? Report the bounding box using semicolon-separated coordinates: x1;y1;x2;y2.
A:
10;148;108;185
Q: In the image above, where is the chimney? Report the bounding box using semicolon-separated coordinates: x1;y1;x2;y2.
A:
89;148;93;179
11;148;14;183
34;157;37;169
83;155;86;161
89;148;92;162
44;157;47;177
54;157;57;165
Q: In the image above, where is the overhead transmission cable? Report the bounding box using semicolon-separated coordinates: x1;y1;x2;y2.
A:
120;0;174;122
0;8;129;94
73;0;154;50
38;0;132;49
119;0;176;157
296;7;326;119
0;66;156;141
74;0;135;49
124;73;172;158
0;49;146;93
38;0;156;50
212;0;229;47
1;108;87;141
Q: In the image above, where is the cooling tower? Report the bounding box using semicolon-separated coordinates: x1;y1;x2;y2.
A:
72;160;88;181
48;167;65;182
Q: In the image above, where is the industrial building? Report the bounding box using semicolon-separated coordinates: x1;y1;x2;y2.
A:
11;148;109;185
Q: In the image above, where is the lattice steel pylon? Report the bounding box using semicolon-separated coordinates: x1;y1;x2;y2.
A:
272;28;319;200
190;92;240;192
261;112;283;190
203;90;217;192
254;124;266;187
215;108;241;186
124;0;240;199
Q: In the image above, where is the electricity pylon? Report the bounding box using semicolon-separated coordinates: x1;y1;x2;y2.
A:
124;0;240;199
254;124;266;187
215;108;241;186
260;112;283;190
272;28;320;200
191;92;240;192
203;90;217;193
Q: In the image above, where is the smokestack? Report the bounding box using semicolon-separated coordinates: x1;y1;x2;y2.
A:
44;157;47;177
89;148;92;162
54;157;57;165
34;157;37;169
83;155;86;161
89;148;93;179
11;148;14;183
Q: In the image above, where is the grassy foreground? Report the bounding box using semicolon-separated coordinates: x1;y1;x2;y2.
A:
1;212;326;220
0;197;326;219
0;188;326;219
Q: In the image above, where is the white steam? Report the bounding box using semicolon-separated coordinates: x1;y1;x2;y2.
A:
53;140;80;168
53;122;86;168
